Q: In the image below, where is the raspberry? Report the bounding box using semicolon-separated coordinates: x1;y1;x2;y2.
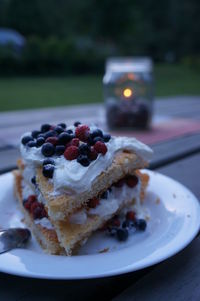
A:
126;211;136;221
64;146;79;160
45;136;58;145
23;195;36;211
27;195;36;203
70;138;80;147
125;175;138;188
30;202;40;213
114;178;125;188
75;125;90;142
87;197;99;208
94;141;107;155
89;146;98;161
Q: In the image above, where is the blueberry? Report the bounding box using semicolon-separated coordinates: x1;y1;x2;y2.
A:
74;121;81;127
21;136;33;145
54;126;64;134
58;123;66;129
36;137;45;147
101;191;108;199
93;136;104;144
42;164;54;178
58;132;72;145
122;220;130;229
66;129;73;134
78;144;90;155
41;124;51;133
43;158;55;166
87;135;95;145
27;140;37;147
116;228;129;241
31;176;36;185
90;129;103;139
41;143;55;157
55;145;65;156
43;130;57;139
32;130;40;139
134;219;147;231
77;155;90;167
103;134;111;142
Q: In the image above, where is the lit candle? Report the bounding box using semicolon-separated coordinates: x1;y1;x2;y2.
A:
123;88;133;98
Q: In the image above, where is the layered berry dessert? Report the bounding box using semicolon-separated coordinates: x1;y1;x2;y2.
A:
14;122;152;255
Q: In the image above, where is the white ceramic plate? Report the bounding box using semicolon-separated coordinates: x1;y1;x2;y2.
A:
0;170;199;279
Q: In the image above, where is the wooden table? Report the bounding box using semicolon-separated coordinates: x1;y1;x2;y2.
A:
0;97;200;301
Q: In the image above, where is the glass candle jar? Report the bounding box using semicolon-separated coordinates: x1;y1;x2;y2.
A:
103;57;154;129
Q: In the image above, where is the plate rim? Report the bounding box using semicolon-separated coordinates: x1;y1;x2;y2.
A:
0;170;199;279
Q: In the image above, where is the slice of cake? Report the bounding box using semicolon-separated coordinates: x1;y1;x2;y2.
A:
14;122;152;255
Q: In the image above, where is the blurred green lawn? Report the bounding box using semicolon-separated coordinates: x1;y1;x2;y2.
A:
0;64;200;112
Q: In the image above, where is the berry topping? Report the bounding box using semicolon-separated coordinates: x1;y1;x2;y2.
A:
45;136;58;145
122;220;131;228
23;195;36;210
27;141;37;148
31;176;36;185
43;158;55;165
94;141;107;155
41;143;55;157
64;146;79;160
126;211;136;221
114;178;125;188
134;219;147;231
77;154;90;166
55;145;65;156
28;195;36;203
87;197;99;208
93;136;104;144
42;164;54;178
89;146;98;161
70;138;80;147
103;134;111;142
32;130;40;139
66;129;73;134
90;129;103;139
75;125;90;142
116;228;129;241
21;136;33;145
31;202;47;219
74;121;81;127
41;124;51;133
36;137;45;146
125;175;138;188
78;143;90;155
58;123;66;129
54;126;64;134
43;130;57;139
58;132;72;145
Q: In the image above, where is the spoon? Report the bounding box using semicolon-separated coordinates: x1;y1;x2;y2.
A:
0;228;31;254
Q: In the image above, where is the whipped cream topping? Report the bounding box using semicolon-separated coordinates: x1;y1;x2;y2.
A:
53;136;152;193
20;128;152;194
20;126;152;194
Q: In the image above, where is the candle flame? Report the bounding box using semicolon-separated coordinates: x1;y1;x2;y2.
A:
123;88;133;98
